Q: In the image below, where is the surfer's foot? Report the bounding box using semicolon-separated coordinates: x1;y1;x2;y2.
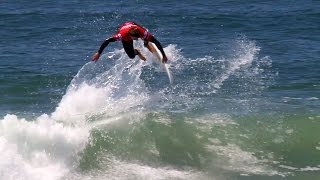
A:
135;49;146;61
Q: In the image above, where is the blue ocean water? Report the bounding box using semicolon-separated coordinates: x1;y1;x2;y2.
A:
1;0;319;179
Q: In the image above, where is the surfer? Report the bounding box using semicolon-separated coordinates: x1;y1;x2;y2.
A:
92;21;168;63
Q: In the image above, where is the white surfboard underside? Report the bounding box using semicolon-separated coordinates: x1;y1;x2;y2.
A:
147;42;173;84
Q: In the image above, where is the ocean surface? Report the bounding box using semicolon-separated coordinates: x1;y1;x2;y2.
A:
1;0;319;179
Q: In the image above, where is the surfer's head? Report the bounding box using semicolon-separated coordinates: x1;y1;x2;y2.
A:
129;28;139;39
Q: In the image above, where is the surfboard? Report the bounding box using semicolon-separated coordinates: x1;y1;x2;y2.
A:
147;42;173;84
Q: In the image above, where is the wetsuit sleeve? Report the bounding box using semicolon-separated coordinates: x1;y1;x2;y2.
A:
149;36;167;58
98;37;117;54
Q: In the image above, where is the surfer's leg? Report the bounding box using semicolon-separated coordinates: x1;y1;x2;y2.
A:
122;40;135;59
144;40;148;47
135;49;146;61
122;40;146;61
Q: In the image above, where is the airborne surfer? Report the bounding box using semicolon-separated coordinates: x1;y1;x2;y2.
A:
92;21;168;63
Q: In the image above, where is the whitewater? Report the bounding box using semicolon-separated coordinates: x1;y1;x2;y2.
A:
0;38;291;180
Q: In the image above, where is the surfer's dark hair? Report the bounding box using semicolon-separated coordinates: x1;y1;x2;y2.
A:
129;28;139;37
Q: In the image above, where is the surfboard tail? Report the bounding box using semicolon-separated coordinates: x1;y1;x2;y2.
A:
164;63;173;84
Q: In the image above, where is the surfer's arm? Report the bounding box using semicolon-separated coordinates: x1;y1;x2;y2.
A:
149;36;168;63
98;37;117;54
92;37;117;61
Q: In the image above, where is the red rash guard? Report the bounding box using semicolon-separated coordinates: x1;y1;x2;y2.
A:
96;22;167;62
113;22;152;42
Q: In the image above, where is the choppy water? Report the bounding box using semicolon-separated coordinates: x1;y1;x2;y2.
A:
1;1;319;180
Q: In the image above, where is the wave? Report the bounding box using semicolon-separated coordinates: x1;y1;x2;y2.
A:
0;114;89;180
1;37;303;180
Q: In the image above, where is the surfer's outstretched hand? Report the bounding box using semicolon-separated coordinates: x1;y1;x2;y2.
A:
92;52;100;62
